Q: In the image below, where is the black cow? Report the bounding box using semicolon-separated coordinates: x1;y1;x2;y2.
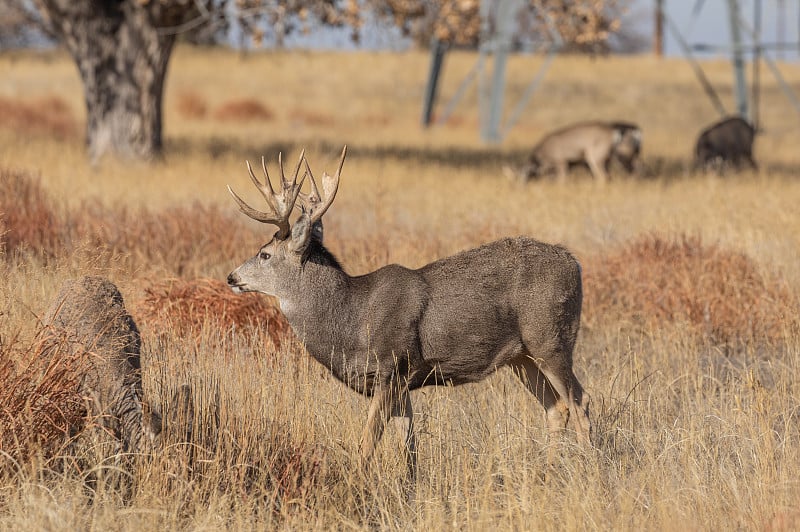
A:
693;116;757;172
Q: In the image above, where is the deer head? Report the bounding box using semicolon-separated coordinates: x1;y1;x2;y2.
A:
226;147;346;302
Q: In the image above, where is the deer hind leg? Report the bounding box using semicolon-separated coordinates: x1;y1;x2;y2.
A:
391;386;417;481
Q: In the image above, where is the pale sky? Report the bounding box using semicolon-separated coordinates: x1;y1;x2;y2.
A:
631;0;800;58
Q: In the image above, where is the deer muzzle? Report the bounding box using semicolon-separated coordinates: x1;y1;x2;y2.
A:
227;272;246;293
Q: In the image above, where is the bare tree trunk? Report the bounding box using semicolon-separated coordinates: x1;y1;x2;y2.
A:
34;1;198;161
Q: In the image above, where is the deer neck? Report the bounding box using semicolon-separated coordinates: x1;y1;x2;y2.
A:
279;243;357;363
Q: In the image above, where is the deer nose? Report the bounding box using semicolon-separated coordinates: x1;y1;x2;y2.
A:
227;272;239;286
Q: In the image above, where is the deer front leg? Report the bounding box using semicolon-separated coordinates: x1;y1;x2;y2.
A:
586;155;609;184
360;380;417;481
554;161;569;183
359;383;395;469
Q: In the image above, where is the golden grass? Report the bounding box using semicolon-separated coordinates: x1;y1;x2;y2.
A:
1;46;800;530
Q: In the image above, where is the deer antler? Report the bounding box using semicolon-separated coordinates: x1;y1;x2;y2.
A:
298;145;346;225
228;150;306;239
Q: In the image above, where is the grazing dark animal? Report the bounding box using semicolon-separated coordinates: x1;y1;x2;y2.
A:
43;276;192;454
693;116;757;172
227;147;592;481
521;121;642;183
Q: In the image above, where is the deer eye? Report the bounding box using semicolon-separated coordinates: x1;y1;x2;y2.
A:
259;251;271;260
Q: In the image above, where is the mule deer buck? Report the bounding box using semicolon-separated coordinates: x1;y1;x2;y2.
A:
227;147;592;478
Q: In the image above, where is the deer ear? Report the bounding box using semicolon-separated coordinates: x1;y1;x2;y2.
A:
290;213;313;254
290;214;324;255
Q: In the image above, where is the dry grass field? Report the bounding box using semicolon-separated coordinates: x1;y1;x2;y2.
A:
1;46;800;530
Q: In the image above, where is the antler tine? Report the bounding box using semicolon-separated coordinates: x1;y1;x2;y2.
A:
275;150;307;201
260;152;304;216
292;148;306;185
278;151;288;187
301;145;346;225
287;149;307;210
246;159;279;213
333;145;347;180
226;185;288;233
229;156;299;239
260;156;277;197
313;145;345;222
299;156;322;207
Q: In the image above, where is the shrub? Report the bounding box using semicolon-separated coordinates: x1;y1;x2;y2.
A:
0;95;77;138
213;99;274;122
363;113;391;127
0;330;87;465
0;168;62;260
582;233;797;346
67;200;261;277
287;108;334;127
175;90;208;119
0;172;262;274
132;277;292;350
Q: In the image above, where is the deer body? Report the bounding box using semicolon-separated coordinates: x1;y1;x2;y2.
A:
418;238;582;385
524;121;642;183
227;148;592;479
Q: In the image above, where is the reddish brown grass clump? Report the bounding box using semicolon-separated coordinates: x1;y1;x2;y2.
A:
133;278;292;350
288;107;334;127
1;167;262;275
263;438;325;507
583;233;797;346
363;113;391;127
0;331;87;465
0;168;263;274
175;90;208;119
0;168;62;260
213;99;274;122
0;95;77;138
764;509;800;532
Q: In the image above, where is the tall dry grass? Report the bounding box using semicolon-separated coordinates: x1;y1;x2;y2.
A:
0;330;87;465
1;47;800;530
0;168;61;260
